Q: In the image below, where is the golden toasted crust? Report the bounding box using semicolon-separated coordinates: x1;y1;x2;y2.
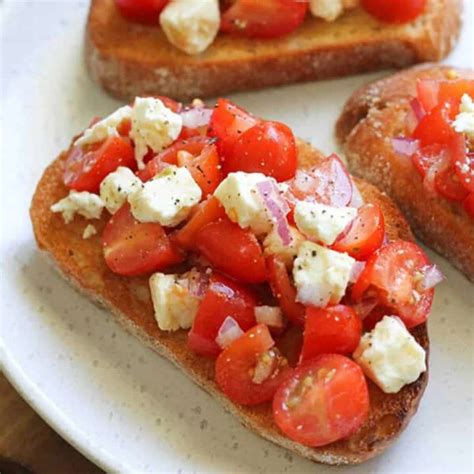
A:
85;0;461;101
30;139;428;465
336;64;474;282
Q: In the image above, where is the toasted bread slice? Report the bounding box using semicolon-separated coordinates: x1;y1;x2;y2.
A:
30;139;429;465
85;0;461;101
336;64;474;282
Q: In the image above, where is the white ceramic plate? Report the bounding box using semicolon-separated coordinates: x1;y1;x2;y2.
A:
1;2;473;472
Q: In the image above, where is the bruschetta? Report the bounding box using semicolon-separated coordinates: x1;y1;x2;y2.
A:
337;64;474;281
85;0;462;101
30;96;443;464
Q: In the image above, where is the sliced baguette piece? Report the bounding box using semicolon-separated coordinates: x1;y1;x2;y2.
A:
85;0;462;101
30;138;429;465
336;64;474;282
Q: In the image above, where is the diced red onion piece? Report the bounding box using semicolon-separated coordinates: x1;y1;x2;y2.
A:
256;180;292;245
215;316;244;349
187;269;209;298
410;98;425;121
180;107;213;129
349;180;364;208
392;137;420;157
352;298;379;320
420;265;445;291
349;261;366;284
255;306;284;328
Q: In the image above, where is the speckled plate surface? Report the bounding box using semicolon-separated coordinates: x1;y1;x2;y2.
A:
1;2;473;473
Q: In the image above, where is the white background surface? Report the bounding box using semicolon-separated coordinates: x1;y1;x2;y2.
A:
1;2;473;473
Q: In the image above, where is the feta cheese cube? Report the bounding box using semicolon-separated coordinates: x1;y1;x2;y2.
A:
293;241;355;307
128;165;201;226
82;224;97;239
453;94;474;143
74;105;132;147
149;271;201;331
263;225;305;267
160;0;220;55
294;201;357;245
130;97;183;169
100;166;142;214
309;0;358;21
51;191;104;224
214;172;273;235
353;316;426;393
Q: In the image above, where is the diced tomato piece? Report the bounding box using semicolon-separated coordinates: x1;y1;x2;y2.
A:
195;217;267;284
463;193;474;218
451;134;474;193
177;142;223;196
438;79;474;110
216;324;290;405
361;0;426;23
208;98;259;160
287;154;352;207
188;274;257;357
220;0;308;39
172;196;226;251
300;306;362;363
416;79;440;113
411;143;447;176
273;354;369;447
115;0;168;24
224;121;297;182
137;136;213;182
435;166;469;201
332;203;385;260
266;256;305;326
101;203;183;276
413;100;457;147
63;136;136;193
155;95;182;113
352;241;434;328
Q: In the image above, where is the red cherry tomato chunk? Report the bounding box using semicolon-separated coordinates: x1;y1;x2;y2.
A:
216;324;290;405
413;100;457;147
188;274;257;357
209;98;259;160
172;196;226;251
332;203;385;260
195;217;267;284
63;136;135;193
115;0;168;24
361;0;426;23
300;306;362;363
352;241;434;328
225;121;297;182
102;204;183;276
220;0;308;39
273;354;369;447
463;193;474;218
451;134;474;194
266;256;305;326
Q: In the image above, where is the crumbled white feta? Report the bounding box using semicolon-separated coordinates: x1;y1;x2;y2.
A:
149;271;201;331
51;191;104;224
294;201;357;245
130;97;182;170
214;172;273;235
128;165;201;226
353;316;426;393
263;225;305;267
309;0;358;22
74;106;132;147
293;241;355;307
159;0;220;55
100;166;142;214
453;94;474;143
82;224;97;239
